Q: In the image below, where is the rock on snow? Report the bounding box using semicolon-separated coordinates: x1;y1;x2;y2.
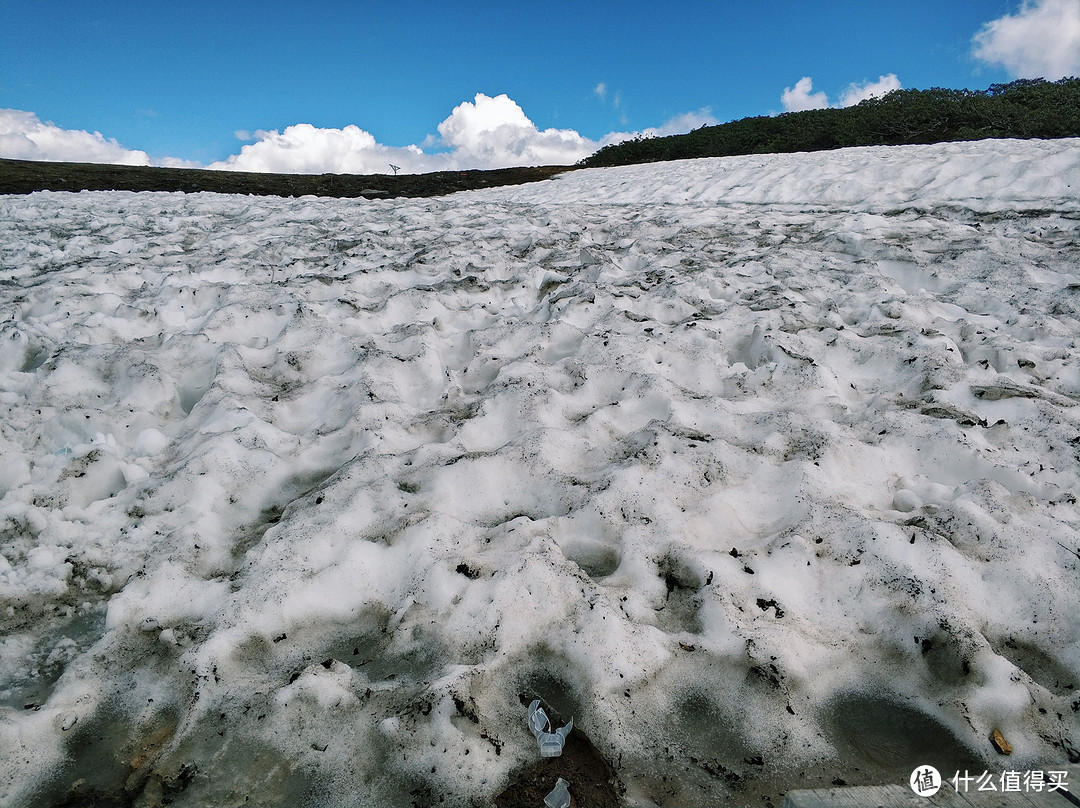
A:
1;138;1079;806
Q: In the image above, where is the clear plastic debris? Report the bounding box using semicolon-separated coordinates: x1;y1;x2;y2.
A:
528;699;573;757
544;777;571;808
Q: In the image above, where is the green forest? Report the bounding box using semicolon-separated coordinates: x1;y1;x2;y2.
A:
582;78;1080;168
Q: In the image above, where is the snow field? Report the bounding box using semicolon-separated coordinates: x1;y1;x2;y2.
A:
0;138;1078;807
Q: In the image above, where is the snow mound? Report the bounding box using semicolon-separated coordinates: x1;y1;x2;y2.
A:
1;139;1078;807
490;138;1080;211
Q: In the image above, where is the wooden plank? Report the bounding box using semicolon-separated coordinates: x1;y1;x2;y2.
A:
929;784;985;807
937;788;1067;807
783;784;923;807
782;765;1080;808
1053;764;1080;807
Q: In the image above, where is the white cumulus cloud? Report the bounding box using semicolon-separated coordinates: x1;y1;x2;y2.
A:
839;74;902;107
435;93;597;169
973;0;1080;80
0;109;151;165
207;122;427;174
640;109;720;138
781;77;830;112
782;74;903;112
210;94;601;174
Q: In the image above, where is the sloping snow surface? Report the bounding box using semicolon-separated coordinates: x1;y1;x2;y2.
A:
2;139;1079;807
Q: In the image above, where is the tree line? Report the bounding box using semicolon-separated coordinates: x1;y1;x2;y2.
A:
581;78;1080;168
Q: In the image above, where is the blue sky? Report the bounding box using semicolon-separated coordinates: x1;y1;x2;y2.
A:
1;0;1078;172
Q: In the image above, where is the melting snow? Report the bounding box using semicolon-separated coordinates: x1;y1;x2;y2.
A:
1;138;1079;807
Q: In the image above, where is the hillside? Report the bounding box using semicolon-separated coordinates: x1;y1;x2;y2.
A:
0;159;575;198
583;78;1080;168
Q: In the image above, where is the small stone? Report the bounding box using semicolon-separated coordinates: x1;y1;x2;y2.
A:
990;727;1013;755
60;713;78;731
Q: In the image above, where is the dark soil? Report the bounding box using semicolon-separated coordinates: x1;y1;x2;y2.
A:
0;158;578;199
494;698;622;808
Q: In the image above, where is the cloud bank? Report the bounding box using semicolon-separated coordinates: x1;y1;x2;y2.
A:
208;93;711;174
0;109;152;166
972;0;1080;80
205;94;609;174
781;74;902;112
0;94;719;174
207;123;422;175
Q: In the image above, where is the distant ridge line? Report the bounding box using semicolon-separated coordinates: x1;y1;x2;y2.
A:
0;159;577;199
